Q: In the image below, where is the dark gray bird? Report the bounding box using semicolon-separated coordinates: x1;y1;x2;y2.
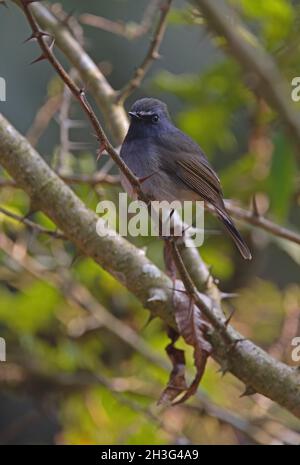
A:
120;98;251;260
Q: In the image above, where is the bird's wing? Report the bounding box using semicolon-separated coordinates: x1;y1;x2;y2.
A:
159;131;224;208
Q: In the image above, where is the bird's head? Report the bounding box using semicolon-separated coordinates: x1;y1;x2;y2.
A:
127;98;172;137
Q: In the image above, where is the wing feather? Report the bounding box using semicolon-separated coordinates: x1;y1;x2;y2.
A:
158;130;224;208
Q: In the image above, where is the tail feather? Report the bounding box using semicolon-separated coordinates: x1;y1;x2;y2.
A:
216;208;252;260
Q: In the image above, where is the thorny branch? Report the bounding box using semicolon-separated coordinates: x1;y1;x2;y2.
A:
3;0;300;417
115;0;173;104
3;169;299;245
205;201;300;246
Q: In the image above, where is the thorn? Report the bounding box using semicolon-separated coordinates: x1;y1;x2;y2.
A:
69;252;82;267
79;88;89;107
138;171;159;184
227;337;245;353
151;51;161;60
240;385;257;398
217;361;229;377
24;33;37;44
91;132;99;140
79;88;86;99
204;265;214;287
141;313;156;331
23;207;38;220
166;286;188;295
220;292;238;300
29;37;55;64
252;194;260;218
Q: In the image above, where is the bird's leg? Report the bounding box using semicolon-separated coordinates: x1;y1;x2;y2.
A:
160;208;176;239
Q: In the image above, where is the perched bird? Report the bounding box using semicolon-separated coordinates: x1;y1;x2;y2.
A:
120;98;251;260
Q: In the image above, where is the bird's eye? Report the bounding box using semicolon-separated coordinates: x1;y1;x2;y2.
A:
152;114;159;123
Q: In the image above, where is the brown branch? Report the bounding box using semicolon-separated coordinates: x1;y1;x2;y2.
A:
17;0;149;204
5;168;300;246
12;0;128;144
205;201;300;246
0;172;120;188
115;0;173;104
80;0;160;40
192;0;300;157
26;94;61;147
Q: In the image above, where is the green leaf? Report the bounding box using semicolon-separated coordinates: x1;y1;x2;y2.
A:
0;281;59;333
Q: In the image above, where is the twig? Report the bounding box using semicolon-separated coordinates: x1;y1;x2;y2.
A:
206;202;300;246
193;0;300;157
50;3;85;47
0;206;66;239
169;239;233;343
115;0;173;104
56;69;75;172
80;0;160;40
55;68;91;171
61;172;119;186
12;0;128;144
26;94;61;147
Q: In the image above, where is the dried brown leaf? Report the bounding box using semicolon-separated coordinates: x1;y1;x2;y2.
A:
158;327;188;405
173;280;212;404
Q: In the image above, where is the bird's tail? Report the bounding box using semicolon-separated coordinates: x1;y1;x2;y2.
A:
216;208;252;260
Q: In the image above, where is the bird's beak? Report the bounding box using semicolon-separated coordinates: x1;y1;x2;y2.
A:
128;111;141;120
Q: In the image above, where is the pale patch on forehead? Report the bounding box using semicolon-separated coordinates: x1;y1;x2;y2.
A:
137;110;155;116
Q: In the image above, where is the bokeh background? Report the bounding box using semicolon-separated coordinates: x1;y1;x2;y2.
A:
0;0;300;444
